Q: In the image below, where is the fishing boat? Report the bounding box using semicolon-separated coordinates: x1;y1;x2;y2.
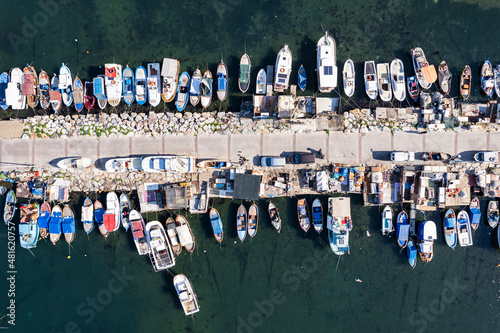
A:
3;190;16;224
396;211;410;248
494;64;500;98
268;201;281;233
82;197;94;234
38;202;51;239
390;58;406;102
407;239;417;268
129;210;150;255
209;208;223;242
19;203;39;249
119;193;130;231
438;61;452;95
381;205;394;235
407;76;419;102
104;192;120;232
38;70;50;109
417;220;437;262
175;215;195;252
411;47;435;89
248;204;258;238
176;71;190;111
161;58;180;103
256;68;267;95
190;69;202;106
173;274;200;316
469;197;481;230
0;72;10;110
135;66;147;105
481;59;494;98
142;155;196;173
343;59;355;97
297;198;310;233
49;205;62;245
84;81;95;111
327;197;352;255
377;63;392;102
196;160;233;170
200;70;213;108
487;200;499;228
122;66;135;106
317;31;337;93
237;204;247;242
460;66;471;100
238;53;251;93
457;210;473;247
59;63;73;107
56;157;93;169
474;151;499;162
297;65;307;91
146;221;175;271
6;68;26;110
364;61;378;100
166;217;182;255
93;75;107;109
312;198;323;234
105;157;143;172
217;60;228;102
73;76;84;112
62;205;76;245
94;200;108;238
105;63;122;107
273;44;292;93
49;74;62;112
443;209;457;249
422;152;452;162
23;66;38;108
147;63;161;107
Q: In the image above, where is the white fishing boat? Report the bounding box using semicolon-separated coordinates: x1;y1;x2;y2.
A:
173;274;200;316
390;58;406;102
377;63;392;102
59;63;73;107
381;205;394;235
417;220;437;262
105;157;143;172
147;63;161;107
135;66;147;105
316;31;337;93
274;44;292;93
6;68;26;110
175;215;195;253
342;59;355;97
129;210;150;255
457;210;473;247
364;61;378;100
190;68;202;106
494;64;500;98
142;155;196;173
104;192;120;232
104;63;123;107
146;221;175;271
256;68;267;95
161;58;180;103
56;157;93;169
411;47;436;90
327;197;352;256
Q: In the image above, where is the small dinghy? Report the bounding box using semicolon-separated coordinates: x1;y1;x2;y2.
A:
297;198;310;233
311;198;323;234
438;61;452;95
381;205;394;235
38;202;51;239
59;63;73;107
175;215;195;252
248;204;258;238
56;157;93;169
396;211;410;248
93;75;107;109
217;60;228;102
487;200;499;228
173;274;200;316
390;58;406;102
407;239;417;269
130;210;150;255
256;68;267;95
297;64;307;91
122;65;135;106
481;59;494;98
49;205;62;245
196;160;233;170
189;68;202;106
343;59;355;97
237;204;247;242
166;217;182;255
62;205;76;245
407;76;419;102
460;66;471;101
364;61;378;100
104;192;120;233
209;208;223;243
19;203;39;249
3;190;16;224
119;193;130;231
38;70;50;110
84;81;95;111
94;200;107;238
411;47;435;90
82;197;94;234
268;201;281;233
135;66;147;105
238;53;251;93
377;63;392;102
457;210;473;247
443;209;457;249
469;197;481;230
200;70;213;109
176;71;190;111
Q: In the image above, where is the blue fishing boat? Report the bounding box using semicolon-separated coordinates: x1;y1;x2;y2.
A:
407;239;417;268
49;205;62;245
237;204;247;242
297;64;307;91
73;76;84;112
327;197;352;256
62;205;76;245
3;190;16;224
93;75;107;109
487;200;499;228
209;208;223;243
176;71;190;111
457;210;473;247
59;63;73;106
312;198;323;234
396;211;410;248
123;66;135;106
135;66;147;105
38;202;51;239
407;76;419;102
0;72;10;110
119;193;130;231
94;200;108;238
82;197;94;234
19;203;39;249
443;209;457;249
469;197;481;230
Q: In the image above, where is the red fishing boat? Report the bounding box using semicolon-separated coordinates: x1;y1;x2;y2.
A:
84;81;95;111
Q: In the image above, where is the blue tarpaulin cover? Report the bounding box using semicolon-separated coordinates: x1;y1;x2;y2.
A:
469;208;480;225
49;213;61;234
95;208;105;224
38;211;50;229
397;224;410;241
62;217;75;233
211;216;223;234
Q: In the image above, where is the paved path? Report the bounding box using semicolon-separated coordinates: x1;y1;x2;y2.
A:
0;131;498;171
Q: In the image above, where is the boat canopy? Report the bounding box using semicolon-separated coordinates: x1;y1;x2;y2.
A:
82;206;93;222
22;75;35;95
239;65;250;83
104;213;116;231
49;214;62;234
95;208;104;224
5;83;20;104
161;58;179;77
418;221;437;240
93;77;106;99
105;64;117;78
444;217;455;229
190;77;201;95
312;208;322;222
131;221;145;240
469;208;481;225
408;247;417;260
175;224;192;246
218;76;227;91
62;217;75;233
397;224;409;241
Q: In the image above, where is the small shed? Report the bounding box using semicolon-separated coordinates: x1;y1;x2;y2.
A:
233;174;261;200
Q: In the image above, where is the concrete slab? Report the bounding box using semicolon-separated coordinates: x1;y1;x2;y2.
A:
457;131;488;161
196;134;228;159
295;132;328;162
488;132;500;151
0;120;24;139
164;134;195;156
1;139;33;170
262;133;293;157
229;134;261;165
424;132;456;155
362;132;393;163
393;132;424;158
99;137;130;158
328;132;359;165
34;139;66;168
67;138;98;163
132;136;163;155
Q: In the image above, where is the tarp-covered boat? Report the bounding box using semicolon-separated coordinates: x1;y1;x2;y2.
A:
237;204;247;242
38;202;51;239
62;205;75;245
396;211;410;248
312;198;323;234
49;205;62;245
469;197;481;230
417;220;437;262
209;208;223;242
82;197;94;234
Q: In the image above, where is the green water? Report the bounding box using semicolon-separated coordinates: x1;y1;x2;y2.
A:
1;0;500;332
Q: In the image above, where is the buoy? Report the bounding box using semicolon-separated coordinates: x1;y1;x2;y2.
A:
67;256;71;259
